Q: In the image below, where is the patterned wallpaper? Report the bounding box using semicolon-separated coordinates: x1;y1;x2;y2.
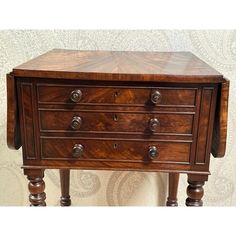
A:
0;30;235;206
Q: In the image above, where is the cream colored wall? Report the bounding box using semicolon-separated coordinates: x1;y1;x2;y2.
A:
0;30;235;206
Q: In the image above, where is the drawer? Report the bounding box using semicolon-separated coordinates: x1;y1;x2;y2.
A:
37;85;196;106
39;110;194;135
41;138;191;163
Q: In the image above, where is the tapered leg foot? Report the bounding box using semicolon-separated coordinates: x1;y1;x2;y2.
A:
25;169;46;206
60;196;71;206
60;169;71;206
185;174;207;207
166;173;180;206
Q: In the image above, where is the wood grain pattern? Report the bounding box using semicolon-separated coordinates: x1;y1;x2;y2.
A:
195;88;214;164
211;79;230;157
13;49;224;83
37;84;197;106
39;110;194;135
6;73;21;149
40;138;191;163
7;49;229;206
20;83;36;158
22;160;210;175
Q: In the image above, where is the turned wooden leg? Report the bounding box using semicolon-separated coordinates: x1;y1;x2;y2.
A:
24;169;46;206
185;174;208;207
60;169;71;206
166;173;180;206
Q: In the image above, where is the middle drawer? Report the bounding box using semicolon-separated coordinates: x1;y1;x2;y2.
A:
39;110;194;135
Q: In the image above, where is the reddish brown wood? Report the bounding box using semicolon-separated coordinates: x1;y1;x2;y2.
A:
22;162;210;175
195;88;214;164
6;49;229;206
186;181;204;206
20;83;36;158
37;84;197;106
59;169;71;206
166;173;180;206
41;138;191;163
24;169;46;206
212;79;230;157
6;73;21;149
40;110;194;135
185;174;208;207
13;49;224;83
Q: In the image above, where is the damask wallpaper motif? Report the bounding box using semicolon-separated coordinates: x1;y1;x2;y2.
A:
0;30;235;206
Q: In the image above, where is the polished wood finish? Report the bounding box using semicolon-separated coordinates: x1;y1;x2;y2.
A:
212;79;230;157
6;73;21;149
37;84;197;106
25;169;46;206
59;169;71;206
41;138;191;162
13;49;224;83
39;110;193;134
186;181;204;206
166;173;180;206
7;49;229;206
185;174;208;207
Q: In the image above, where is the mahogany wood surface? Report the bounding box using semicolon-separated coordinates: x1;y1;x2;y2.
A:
185;174;207;207
211;79;230;157
6;73;21;149
13;49;224;83
39;110;194;134
41;138;191;162
6;49;229;206
166;173;180;206
59;169;71;206
37;84;197;106
24;169;46;206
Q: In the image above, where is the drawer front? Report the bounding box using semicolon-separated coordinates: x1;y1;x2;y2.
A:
37;85;196;106
41;138;191;163
40;110;194;135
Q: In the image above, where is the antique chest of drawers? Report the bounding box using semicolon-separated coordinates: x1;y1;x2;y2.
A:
7;49;229;206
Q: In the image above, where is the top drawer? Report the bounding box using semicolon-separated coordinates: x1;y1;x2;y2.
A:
37;84;197;106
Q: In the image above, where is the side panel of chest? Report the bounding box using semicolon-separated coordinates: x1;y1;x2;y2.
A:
193;87;217;169
17;81;39;160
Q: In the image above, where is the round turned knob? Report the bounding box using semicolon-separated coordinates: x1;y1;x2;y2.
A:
150;90;161;104
70;89;82;103
149;118;160;132
72;144;84;158
148;146;159;160
71;116;82;130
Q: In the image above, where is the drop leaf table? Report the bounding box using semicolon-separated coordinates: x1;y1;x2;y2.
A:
7;49;229;206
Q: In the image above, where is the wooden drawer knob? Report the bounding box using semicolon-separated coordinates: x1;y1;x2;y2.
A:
72;144;84;158
71;116;82;130
150;90;161;104
149;118;160;132
70;89;82;103
148;146;159;160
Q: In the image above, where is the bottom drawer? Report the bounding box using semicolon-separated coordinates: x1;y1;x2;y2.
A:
41;138;191;164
